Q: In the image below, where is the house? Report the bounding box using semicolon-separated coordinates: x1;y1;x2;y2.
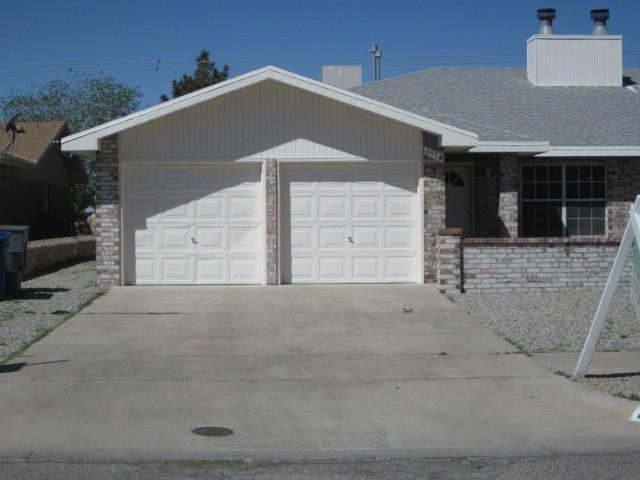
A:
61;8;640;291
0;120;87;240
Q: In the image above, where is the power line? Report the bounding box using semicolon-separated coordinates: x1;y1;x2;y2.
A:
0;49;637;72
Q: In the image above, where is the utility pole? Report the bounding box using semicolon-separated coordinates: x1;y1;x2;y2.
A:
369;43;382;81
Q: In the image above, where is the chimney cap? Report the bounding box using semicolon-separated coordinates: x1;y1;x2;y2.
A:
537;8;556;21
591;8;609;21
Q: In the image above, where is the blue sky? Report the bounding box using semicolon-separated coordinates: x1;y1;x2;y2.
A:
2;0;639;108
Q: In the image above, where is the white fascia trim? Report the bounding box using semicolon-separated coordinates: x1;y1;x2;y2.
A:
535;146;640;157
469;141;550;153
61;66;478;153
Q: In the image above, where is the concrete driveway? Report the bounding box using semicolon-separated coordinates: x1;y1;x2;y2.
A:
0;285;638;461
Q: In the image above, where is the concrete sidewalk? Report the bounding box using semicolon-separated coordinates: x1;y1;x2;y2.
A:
0;285;638;462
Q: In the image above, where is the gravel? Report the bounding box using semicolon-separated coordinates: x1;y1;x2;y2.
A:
450;286;640;400
450;286;639;353
584;375;640;400
0;261;102;362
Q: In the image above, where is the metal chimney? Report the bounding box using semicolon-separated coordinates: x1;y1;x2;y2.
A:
591;9;610;35
537;8;556;35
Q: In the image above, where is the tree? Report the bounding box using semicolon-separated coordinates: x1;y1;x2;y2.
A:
160;49;229;101
0;75;142;226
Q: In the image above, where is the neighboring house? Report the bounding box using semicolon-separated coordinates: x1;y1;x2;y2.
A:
0;121;87;240
62;8;640;291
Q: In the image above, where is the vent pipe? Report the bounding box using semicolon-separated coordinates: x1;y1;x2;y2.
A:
537;8;556;35
591;9;610;35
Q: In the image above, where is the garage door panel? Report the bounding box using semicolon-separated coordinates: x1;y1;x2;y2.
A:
386;226;415;249
196;257;225;283
352;196;380;218
195;197;224;219
291;257;314;280
291;197;314;219
386;257;415;280
194;227;224;249
229;227;259;250
125;163;263;285
135;258;158;283
318;197;347;219
134;229;156;250
318;227;347;249
229;257;260;282
352;226;380;248
352;257;380;280
283;163;417;284
161;166;190;190
291;228;313;249
160;200;192;222
385;196;414;219
161;257;193;283
318;257;349;281
228;196;259;219
161;228;191;249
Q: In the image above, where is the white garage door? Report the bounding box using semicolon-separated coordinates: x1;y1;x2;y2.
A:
281;163;419;283
124;163;263;285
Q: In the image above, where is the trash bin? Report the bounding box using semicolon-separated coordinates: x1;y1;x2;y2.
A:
0;225;29;294
0;231;11;301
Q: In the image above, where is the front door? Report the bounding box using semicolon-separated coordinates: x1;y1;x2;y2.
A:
445;164;473;236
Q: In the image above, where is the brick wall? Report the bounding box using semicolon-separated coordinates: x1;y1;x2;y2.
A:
608;158;640;238
264;158;279;285
437;228;462;293
461;238;629;292
95;135;120;287
423;134;445;282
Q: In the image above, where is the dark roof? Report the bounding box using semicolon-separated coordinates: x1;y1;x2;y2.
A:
353;68;640;146
0;120;67;164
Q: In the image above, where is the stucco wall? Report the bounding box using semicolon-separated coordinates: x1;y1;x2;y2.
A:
23;235;95;279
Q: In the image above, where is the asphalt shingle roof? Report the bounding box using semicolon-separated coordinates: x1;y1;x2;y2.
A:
353;68;640;146
0;120;67;164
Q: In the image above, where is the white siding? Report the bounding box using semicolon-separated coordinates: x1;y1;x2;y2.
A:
527;35;622;87
119;80;423;162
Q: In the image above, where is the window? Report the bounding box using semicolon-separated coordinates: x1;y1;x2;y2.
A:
445;171;465;186
521;164;606;237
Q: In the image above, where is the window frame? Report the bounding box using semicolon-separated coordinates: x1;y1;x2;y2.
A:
519;162;607;237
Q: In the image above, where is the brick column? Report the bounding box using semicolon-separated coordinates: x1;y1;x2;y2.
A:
95;135;120;287
264;158;279;285
423;137;446;283
437;228;462;294
498;154;519;237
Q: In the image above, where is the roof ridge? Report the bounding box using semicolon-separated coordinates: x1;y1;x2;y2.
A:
354;66;526;88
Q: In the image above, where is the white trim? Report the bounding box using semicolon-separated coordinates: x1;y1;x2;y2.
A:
261;160;268;286
469;141;550;153
119;159;125;286
417;156;425;284
61;66;478;152
536;147;640;157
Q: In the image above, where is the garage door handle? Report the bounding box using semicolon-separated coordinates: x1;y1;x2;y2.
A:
191;237;198;244
348;236;354;244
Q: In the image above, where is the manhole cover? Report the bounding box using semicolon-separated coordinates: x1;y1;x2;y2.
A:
192;426;234;437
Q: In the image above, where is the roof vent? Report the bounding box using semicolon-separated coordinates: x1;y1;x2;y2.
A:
537;8;556;35
591;9;609;35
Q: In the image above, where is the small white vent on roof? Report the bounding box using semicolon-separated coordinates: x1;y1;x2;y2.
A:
321;66;362;90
